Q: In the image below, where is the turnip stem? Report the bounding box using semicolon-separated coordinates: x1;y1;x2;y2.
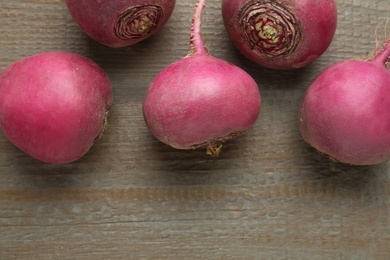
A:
373;38;390;64
190;0;207;55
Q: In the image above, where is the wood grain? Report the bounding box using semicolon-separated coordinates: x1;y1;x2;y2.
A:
0;0;390;259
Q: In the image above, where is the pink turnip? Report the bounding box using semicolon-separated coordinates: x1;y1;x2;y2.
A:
65;0;176;48
222;0;337;70
0;52;113;164
142;0;261;157
299;38;390;165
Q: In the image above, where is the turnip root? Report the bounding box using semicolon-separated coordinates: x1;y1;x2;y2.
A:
65;0;176;48
222;0;337;70
142;0;261;157
299;38;390;165
0;52;113;164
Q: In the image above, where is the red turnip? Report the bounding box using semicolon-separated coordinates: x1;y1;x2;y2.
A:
0;52;113;164
222;0;337;70
65;0;176;48
142;0;261;157
299;38;390;165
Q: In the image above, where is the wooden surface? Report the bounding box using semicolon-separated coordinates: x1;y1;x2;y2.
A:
0;0;390;259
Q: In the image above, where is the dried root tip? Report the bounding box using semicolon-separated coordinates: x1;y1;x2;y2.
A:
114;5;163;40
206;143;223;157
189;130;248;157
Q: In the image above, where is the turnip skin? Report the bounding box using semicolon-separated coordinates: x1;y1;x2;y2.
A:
222;0;337;70
65;0;176;48
143;54;261;152
299;40;390;165
0;52;113;164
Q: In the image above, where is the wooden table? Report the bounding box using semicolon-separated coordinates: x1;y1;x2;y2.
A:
0;0;389;259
